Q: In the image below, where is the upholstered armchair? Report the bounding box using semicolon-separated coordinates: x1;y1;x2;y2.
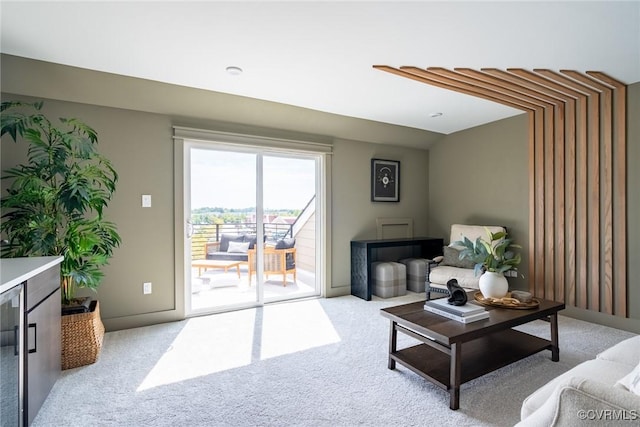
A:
426;224;506;300
248;238;297;286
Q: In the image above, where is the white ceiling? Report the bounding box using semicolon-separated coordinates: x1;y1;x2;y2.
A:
1;1;639;135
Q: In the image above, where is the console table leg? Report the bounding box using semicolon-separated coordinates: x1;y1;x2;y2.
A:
550;313;560;362
449;342;461;410
388;320;397;370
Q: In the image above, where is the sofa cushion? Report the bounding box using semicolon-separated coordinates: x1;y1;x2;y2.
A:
616;360;640;395
206;251;247;261
520;358;633;420
429;265;481;289
219;233;245;252
441;246;476;269
596;335;640;367
227;241;250;253
517;377;640;426
244;234;258;249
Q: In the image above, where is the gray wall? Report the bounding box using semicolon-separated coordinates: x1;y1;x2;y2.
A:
331;138;430;292
428;113;530;291
429;83;640;333
3;54;638;333
1;55;436;330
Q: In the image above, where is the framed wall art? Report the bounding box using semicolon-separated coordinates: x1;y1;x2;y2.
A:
371;158;400;202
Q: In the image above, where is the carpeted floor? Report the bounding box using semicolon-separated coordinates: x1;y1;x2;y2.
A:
33;293;635;427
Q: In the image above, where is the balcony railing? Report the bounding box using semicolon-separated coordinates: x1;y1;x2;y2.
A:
190;223;293;259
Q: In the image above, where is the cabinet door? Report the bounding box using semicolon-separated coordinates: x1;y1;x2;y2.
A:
26;287;61;426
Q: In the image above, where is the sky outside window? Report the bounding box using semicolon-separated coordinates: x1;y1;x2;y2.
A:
191;149;315;210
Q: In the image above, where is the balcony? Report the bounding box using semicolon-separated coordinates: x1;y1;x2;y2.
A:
189;220;317;310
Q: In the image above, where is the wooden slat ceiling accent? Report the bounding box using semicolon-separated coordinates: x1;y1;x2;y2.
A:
373;66;628;317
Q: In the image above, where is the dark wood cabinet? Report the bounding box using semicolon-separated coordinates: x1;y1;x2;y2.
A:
24;265;61;426
351;237;443;300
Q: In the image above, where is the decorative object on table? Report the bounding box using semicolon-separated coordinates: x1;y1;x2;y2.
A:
446;278;468;306
425;224;505;301
424;297;489;323
454;227;521;299
371;158;400;202
474;292;540;309
511;290;533;303
0;101;121;369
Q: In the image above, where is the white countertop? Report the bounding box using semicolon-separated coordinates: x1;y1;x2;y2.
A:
0;256;64;294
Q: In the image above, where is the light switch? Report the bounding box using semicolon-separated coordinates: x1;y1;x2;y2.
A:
142;194;152;208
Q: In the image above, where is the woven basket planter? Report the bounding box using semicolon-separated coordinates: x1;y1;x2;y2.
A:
61;300;105;370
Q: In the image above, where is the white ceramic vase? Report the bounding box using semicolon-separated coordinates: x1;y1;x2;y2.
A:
479;271;508;298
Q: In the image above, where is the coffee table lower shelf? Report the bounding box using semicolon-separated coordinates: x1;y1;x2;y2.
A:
390;329;552;398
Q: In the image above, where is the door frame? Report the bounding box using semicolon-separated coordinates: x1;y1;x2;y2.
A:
173;126;332;317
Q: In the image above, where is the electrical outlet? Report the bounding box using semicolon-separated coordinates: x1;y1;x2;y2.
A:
142;194;152;208
143;282;152;294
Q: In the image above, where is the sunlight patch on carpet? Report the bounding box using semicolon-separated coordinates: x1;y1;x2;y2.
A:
137;299;340;391
260;299;341;360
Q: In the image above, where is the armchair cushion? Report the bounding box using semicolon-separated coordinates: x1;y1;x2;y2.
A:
275;238;296;269
275;238;296;249
441;246;475;269
429;266;481;289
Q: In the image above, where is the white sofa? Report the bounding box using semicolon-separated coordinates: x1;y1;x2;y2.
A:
517;335;640;426
426;224;505;299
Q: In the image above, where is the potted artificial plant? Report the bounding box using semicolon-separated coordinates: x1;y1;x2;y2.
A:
1;101;121;369
454;227;521;298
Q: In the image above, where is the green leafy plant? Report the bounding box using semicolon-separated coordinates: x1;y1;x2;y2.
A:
454;227;521;276
1;101;121;305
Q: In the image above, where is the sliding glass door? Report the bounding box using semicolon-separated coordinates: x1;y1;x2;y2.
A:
185;144;321;315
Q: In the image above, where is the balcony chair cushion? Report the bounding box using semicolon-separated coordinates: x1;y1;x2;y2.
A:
275;238;296;269
245;234;259;249
227;241;250;253
275;238;296;249
219;233;246;252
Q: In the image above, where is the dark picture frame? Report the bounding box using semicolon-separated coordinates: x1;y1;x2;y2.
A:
371;158;400;202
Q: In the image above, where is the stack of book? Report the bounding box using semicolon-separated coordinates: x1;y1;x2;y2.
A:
424;298;489;323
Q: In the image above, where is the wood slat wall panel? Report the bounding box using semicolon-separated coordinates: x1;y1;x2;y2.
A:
374;66;628;317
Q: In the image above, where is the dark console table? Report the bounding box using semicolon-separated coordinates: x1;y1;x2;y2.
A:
351;237;443;300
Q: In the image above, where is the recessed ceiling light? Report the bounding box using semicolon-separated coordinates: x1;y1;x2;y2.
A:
429;112;443;118
226;66;243;76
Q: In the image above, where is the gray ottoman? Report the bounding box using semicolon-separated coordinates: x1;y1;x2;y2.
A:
399;258;429;292
372;262;407;298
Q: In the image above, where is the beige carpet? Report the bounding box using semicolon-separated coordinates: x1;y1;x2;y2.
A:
33;293;635;426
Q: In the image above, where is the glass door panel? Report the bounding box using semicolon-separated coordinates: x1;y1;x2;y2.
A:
186;145;322;316
189;148;259;313
262;155;319;302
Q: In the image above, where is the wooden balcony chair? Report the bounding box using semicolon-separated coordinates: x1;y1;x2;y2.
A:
248;238;297;286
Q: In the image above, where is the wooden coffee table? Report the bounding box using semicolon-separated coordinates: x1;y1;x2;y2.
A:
380;295;565;410
191;260;243;278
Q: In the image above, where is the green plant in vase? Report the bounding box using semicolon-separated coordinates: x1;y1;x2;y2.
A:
1;101;121;308
454;228;521;298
